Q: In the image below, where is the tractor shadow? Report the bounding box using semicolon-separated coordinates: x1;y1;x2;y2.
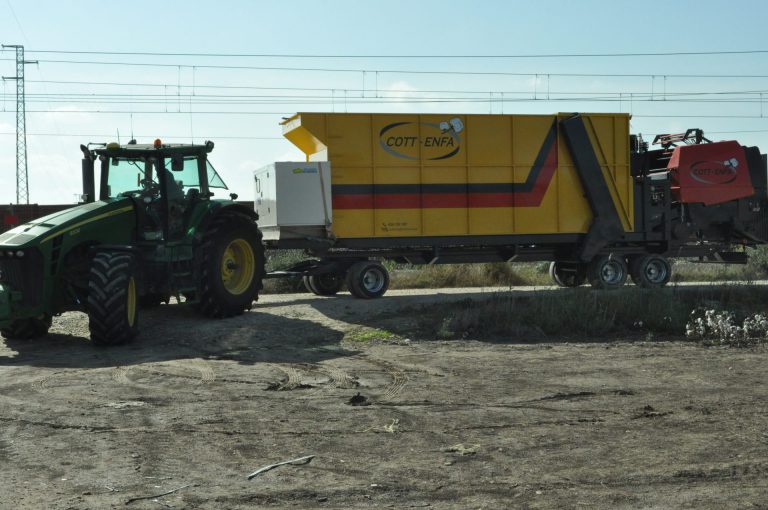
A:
0;302;353;369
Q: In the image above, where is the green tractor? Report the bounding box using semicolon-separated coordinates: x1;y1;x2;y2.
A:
0;139;265;345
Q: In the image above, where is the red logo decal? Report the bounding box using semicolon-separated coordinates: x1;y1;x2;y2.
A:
689;158;739;185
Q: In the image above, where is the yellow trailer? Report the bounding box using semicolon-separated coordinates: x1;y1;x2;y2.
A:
259;112;767;297
281;112;632;239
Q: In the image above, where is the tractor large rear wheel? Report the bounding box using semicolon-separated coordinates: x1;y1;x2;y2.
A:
197;214;265;318
1;315;52;340
87;252;139;346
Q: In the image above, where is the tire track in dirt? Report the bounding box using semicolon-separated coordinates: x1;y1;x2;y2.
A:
268;364;311;390
318;363;359;389
266;362;359;391
112;366;132;384
0;438;17;462
30;369;93;397
117;360;218;386
31;372;58;394
358;358;409;402
186;359;216;383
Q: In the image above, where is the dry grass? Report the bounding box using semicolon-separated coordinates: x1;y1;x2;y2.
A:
389;262;549;289
416;284;768;342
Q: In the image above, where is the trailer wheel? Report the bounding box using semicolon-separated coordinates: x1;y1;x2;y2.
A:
1;315;52;340
88;252;139;345
346;261;389;299
586;254;628;290
629;255;671;288
197;214;265;318
304;273;344;296
549;261;586;287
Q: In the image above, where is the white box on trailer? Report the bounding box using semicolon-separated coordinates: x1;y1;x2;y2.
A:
254;162;332;240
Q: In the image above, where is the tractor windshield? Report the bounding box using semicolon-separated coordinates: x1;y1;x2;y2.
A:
105;156;228;198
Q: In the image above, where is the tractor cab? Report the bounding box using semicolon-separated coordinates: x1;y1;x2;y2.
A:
84;139;229;242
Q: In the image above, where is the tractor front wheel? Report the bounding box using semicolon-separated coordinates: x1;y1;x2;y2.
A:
87;251;139;346
1;315;52;340
197;215;265;318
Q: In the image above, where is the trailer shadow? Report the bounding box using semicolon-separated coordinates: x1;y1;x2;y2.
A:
0;303;354;369
268;282;768;344
260;286;566;343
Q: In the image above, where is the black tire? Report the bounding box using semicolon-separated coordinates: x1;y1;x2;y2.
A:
629;254;671;288
197;214;265;318
586;254;628;290
305;273;344;296
302;275;318;294
87;252;139;346
346;261;389;299
1;316;52;340
549;261;586;287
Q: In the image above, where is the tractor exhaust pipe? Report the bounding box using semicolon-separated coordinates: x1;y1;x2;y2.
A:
80;144;95;203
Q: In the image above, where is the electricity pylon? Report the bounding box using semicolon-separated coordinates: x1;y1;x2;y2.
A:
2;44;37;204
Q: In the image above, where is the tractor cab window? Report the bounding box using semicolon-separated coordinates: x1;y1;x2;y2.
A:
163;157;228;193
106;158;150;198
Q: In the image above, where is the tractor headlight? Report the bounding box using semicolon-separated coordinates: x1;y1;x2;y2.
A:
15;250;24;258
6;250;14;257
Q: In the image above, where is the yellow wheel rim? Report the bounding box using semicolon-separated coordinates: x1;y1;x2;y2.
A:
127;276;137;327
220;238;255;295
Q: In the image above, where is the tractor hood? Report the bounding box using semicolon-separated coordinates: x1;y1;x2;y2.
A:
0;199;135;248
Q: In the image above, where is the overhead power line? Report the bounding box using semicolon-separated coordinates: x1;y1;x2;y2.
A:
11;96;767;106
3;58;768;79
17;110;766;119
22;79;768;97
25;49;768;58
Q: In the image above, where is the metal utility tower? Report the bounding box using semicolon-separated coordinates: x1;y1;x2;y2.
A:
2;44;37;204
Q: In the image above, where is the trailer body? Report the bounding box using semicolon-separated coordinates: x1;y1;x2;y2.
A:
278;112;632;240
257;112;768;295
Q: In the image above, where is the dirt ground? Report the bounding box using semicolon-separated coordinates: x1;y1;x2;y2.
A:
1;287;767;509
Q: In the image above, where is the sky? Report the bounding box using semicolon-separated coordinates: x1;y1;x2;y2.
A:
1;0;767;204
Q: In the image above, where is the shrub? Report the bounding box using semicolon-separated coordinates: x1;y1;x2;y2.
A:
685;308;768;347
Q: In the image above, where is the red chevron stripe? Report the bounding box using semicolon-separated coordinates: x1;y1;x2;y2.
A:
331;136;558;210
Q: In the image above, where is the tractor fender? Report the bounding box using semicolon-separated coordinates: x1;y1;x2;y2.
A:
89;244;143;256
215;202;258;221
196;202;258;238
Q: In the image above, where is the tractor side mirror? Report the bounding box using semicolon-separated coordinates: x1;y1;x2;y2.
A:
171;156;184;172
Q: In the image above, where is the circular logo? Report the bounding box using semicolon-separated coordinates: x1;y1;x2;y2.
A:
689;159;738;185
379;120;462;160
